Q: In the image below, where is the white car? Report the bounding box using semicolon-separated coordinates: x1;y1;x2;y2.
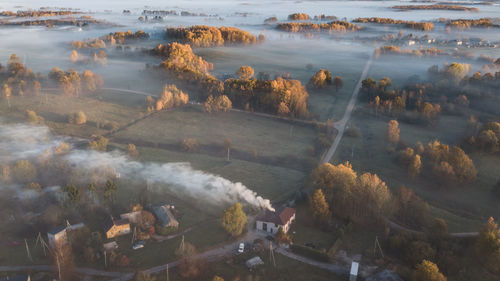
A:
132;241;145;250
238;242;245;253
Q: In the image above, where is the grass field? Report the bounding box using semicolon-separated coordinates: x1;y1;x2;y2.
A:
0;90;146;138
331;112;497;232
111;144;307;203
165;250;346;281
113;106;317;161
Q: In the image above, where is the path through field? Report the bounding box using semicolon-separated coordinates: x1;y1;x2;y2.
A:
321;51;374;164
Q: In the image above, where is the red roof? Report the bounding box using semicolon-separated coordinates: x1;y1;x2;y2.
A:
257;207;295;225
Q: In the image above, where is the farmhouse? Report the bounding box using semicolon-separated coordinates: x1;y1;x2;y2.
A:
152;204;179;228
256;207;296;234
104;216;131;239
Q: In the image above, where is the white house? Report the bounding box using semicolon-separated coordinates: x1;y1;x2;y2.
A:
256;207;296;234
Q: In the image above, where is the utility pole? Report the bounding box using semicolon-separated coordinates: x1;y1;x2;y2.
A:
179;235;185;253
57;255;62;281
269;242;276;267
166;264;169;281
374;236;384;258
104;250;107;268
25;238;32;261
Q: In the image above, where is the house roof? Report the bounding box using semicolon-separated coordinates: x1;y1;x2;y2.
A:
257;207;295;225
48;225;66;235
152;205;176;227
350;261;359;276
104;216;130;232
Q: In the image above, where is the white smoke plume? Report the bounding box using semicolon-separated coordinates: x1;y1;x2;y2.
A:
0;122;274;211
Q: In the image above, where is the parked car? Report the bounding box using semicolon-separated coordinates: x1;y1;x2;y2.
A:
265;235;274;241
305;242;316;249
8;240;20;247
132;241;145;250
238;242;245;253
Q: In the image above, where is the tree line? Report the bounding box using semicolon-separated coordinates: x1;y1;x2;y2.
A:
166;25;264;47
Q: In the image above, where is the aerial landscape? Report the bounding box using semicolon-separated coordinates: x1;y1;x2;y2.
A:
0;0;499;280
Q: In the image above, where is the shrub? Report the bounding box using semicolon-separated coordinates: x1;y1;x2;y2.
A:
68;111;87;125
181;138;199;152
25;110;38;123
290;244;331;262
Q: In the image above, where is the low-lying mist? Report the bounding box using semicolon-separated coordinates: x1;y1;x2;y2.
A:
0;120;274;211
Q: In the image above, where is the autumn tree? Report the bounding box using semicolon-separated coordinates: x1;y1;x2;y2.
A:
394;186;431;229
140;210;156;230
444;62;470;81
236;66;254;80
25;109;38;123
308;69;332;89
88;136;108;151
310;162;357;219
68;111;87;125
309;188;331;223
476;217;500;273
155;84;189;111
409;154;422;179
212;276;224;281
412;260;447;281
378;77;392;91
3;83;12;107
221;202;247;237
204;95;232;113
431;218;448;236
181;138;199;152
127;143;139;157
387;120;400;145
70;50;79;63
354;172;393;222
477;129;499;152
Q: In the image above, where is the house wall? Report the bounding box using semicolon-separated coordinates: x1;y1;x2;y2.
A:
256;213;296;234
281;214;296;233
256;220;279;234
106;224;131;238
48;231;67;248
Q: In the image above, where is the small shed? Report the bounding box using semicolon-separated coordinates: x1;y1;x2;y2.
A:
350;261;359;281
246;256;264;269
103;241;119;252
